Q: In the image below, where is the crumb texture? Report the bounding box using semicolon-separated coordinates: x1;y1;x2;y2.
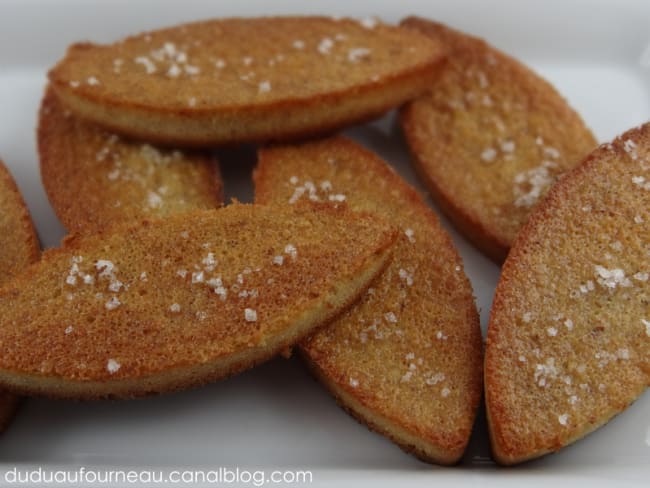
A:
255;137;482;464
0;160;40;430
485;123;650;464
400;17;596;261
38;87;222;233
0;161;40;280
0;204;396;398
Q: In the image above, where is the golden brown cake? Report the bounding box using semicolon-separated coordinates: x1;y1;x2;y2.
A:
48;16;446;146
38;87;222;234
486;123;650;464
255;137;482;464
0;204;396;399
400;17;596;262
0;160;40;431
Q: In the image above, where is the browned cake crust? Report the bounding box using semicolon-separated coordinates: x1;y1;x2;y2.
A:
0;204;397;400
485;123;650;464
0;160;40;432
48;16;446;146
38;87;222;234
399;17;596;262
255;137;482;465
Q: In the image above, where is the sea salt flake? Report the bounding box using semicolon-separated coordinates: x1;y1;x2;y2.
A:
105;297;121;310
318;37;334;55
558;413;569;426
425;372;445;385
594;265;632;289
87;76;100;86
385;312;397;323
359;17;377;29
441;387;451;397
500;140;515;153
404;228;415;243
634;272;649;281
328;193;346;202
398;268;414;286
170;303;181;313
348;47;371;63
293;40;305;49
273;255;284;265
167;63;181;78
106;359;121;374
147;191;163;208
284;244;297;259
244;308;257;322
481;147;497;162
547;327;558;337
258;80;271;93
135;56;156;74
349;377;359;388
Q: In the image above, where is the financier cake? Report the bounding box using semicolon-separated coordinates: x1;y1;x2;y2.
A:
255;137;482;464
38;87;222;234
400;17;596;262
485;123;650;464
48;16;446;146
0;160;40;431
0;204;396;400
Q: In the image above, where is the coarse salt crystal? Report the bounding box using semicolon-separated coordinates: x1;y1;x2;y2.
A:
558;413;569;426
348;47;371;63
284;244;297;259
293;40;305;49
105;297;121;310
170;303;181;313
273;255;284;265
318;37;334;55
359;17;377;29
385;312;397;323
481;147;497;162
258;81;271;93
244;308;257;322
107;359;121;374
135;56;156;74
349;377;359;388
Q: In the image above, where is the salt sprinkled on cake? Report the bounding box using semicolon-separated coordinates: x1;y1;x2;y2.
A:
106;358;121;374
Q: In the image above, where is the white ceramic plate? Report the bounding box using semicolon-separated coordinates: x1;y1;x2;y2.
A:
0;0;649;486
